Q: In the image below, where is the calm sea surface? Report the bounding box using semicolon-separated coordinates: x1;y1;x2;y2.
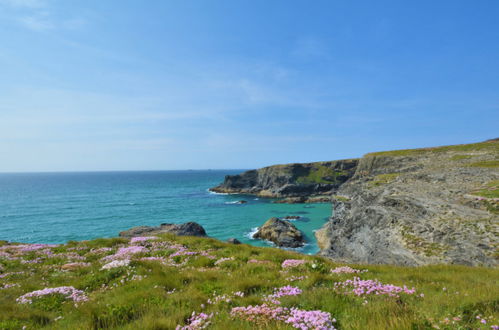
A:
0;170;331;254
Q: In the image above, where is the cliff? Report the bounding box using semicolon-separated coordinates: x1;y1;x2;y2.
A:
316;140;498;266
209;159;358;197
211;139;498;266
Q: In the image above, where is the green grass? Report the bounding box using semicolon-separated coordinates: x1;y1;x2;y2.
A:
470;180;499;214
0;235;498;329
366;140;499;157
295;164;347;184
468;160;499;168
368;173;400;187
450;154;474;161
400;226;448;257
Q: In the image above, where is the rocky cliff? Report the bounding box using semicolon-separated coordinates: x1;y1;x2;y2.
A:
316;140;498;266
211;139;498;266
209;159;358;197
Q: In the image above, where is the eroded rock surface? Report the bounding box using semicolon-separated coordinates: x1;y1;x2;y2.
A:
254;217;305;248
209;159;358;198
316;140;498;266
119;222;207;238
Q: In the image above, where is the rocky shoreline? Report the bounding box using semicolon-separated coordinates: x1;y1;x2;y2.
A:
209;159;358;198
211;139;499;266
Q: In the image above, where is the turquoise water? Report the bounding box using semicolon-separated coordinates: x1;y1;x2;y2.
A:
0;171;331;254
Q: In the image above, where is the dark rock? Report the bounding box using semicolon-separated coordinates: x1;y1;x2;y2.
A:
273;195;331;204
209;159;358;198
254;217;305;248
119;222;207;238
227;238;241;244
282;216;301;220
236;200;247;204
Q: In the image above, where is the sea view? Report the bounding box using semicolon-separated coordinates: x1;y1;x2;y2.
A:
0;170;331;254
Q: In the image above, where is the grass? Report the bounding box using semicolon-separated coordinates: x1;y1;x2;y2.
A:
368;173;400;187
295;164;348;185
468;160;499;168
450;154;474;161
0;235;498;329
400;226;448;257
366;140;499;157
471;180;499;199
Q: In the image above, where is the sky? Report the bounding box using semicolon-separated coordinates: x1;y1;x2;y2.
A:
0;0;498;172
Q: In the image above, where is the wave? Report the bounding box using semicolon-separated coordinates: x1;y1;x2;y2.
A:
245;227;259;239
207;189;230;195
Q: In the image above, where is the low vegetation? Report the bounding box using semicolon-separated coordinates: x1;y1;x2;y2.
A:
469;160;499;168
366;140;499;157
296;164;348;185
368;173;400;187
1;235;498;329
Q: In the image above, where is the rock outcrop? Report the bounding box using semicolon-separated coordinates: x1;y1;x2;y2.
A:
254;217;305;248
273;195;332;204
209;159;358;198
119;222;207;238
316;140;499;266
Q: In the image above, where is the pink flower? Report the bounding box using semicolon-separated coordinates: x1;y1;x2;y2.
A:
176;312;213;329
334;277;416;297
281;259;307;268
17;286;88;304
130;236;158;244
331;266;367;274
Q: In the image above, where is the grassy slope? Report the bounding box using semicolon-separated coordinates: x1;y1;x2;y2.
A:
1;235;498;330
366;140;499;157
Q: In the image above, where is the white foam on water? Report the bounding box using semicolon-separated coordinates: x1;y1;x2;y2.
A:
245;227;259;239
206;189;230;195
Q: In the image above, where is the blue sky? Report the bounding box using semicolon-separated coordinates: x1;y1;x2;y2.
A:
0;0;498;172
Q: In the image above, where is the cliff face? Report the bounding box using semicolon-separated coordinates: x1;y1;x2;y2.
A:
316;140;499;266
211;140;498;266
209;159;358;197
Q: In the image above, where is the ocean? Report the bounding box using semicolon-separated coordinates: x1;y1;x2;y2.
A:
0;170;332;254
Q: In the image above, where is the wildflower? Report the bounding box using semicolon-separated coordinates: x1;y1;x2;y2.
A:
101;259;131;270
331;266;367;274
130;236;158;244
231;304;336;329
102;246;147;262
214;257;234;265
334;277;416;297
176;312;213;329
264;286;302;304
281;259;307;268
17;286;88;304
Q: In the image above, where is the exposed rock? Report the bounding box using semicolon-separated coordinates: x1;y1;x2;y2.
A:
119;222;207;238
273;195;332;204
227;238;241;244
254;217;305;248
236;200;247;204
282;216;301;220
316;140;499;266
209;159;358;198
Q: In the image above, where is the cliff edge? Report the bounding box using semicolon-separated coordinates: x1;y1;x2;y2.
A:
316;140;498;266
209;159;358;197
211;139;498;266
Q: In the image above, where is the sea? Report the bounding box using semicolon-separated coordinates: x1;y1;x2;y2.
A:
0;170;332;254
